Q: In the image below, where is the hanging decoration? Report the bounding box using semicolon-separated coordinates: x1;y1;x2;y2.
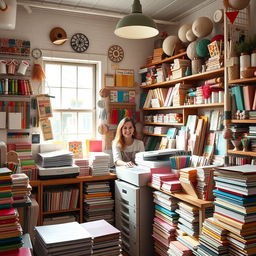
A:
226;11;239;24
108;45;124;63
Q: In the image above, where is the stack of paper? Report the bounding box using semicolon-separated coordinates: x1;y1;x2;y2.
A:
34;222;92;256
81;220;122;256
177;235;199;254
11;173;31;205
15;143;35;170
0;168;23;254
196;166;215;201
88;152;110;176
197;217;228;255
168;240;193;256
4;248;32;256
37;150;73;168
74;159;90;176
213;165;256;256
83;181;114;224
177;201;200;237
152;173;177;190
43;215;77;226
153;202;179;255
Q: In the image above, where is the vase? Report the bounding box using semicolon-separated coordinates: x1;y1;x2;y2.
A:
240;52;250;78
251;50;256;67
231;139;241;151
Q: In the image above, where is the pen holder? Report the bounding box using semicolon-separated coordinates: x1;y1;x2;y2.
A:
17;60;29;75
0;60;7;74
7;60;18;75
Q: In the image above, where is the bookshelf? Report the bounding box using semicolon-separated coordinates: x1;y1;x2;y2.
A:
149;183;213;235
31;174;117;225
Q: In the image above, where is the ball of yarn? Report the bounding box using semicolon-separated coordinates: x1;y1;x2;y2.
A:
162;35;181;56
228;0;250;10
192;17;213;38
98;123;109;135
186;29;197;42
187;41;199;60
196;39;211;57
178;24;192;43
211;34;224;42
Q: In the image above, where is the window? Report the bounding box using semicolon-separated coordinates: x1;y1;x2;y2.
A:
44;61;96;142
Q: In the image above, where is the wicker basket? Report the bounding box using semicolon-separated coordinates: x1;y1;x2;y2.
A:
228;65;239;80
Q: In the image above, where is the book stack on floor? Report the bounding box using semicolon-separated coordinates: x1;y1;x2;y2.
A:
213;165;256;256
152;192;179;256
197;217;229;256
74;159;90;176
88;152;110;176
0;167;23;254
34;222;92;256
11;173;31;205
168;240;193;256
81;219;122;256
83;181;114;224
177;235;199;254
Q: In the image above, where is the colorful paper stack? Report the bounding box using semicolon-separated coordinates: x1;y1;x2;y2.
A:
197;217;229;255
169;155;191;170
152;173;178;190
81;219;122;256
74;159;90;176
11;173;31;205
83;181;114;224
168;240;193;256
153;193;179;256
0;167;23;254
15;143;36;170
88;152;110;176
213;165;256;256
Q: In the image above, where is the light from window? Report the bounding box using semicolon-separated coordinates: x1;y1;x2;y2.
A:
44;62;96;142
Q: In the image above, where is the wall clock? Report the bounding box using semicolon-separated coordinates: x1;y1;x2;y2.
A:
70;33;89;53
108;45;124;63
31;48;42;59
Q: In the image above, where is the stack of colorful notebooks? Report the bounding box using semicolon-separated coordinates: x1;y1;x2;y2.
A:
152;173;180;192
197;217;229;255
83;181;114;224
88;152;110;176
168;240;193;256
152;191;179;256
0;167;23;254
34;222;92;256
74;159;90;176
213;165;256;256
81;219;122;255
11;173;31;205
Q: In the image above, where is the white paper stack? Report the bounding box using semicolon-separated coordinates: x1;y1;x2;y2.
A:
34;222;92;256
88;152;110;176
74;159;90;176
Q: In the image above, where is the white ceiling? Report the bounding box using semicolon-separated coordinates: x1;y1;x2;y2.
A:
17;0;217;23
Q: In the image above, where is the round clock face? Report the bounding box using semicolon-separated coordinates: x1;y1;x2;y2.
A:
108;45;124;63
31;48;42;59
70;33;89;53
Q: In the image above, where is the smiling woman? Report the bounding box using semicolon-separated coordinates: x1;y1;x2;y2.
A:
112;117;145;167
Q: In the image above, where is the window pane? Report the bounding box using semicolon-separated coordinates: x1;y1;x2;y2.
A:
62;88;77;109
52;112;61;140
62;112;77;135
78;112;92;134
78;66;93;88
62;65;77;88
77;89;93;109
47;87;61;109
45;64;61;87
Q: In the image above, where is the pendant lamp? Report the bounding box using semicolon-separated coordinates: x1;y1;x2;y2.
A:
114;0;159;39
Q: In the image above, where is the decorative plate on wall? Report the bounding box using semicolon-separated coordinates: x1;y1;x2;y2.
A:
108;45;124;63
70;33;89;53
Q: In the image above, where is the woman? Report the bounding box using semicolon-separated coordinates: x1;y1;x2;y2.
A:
112;117;145;167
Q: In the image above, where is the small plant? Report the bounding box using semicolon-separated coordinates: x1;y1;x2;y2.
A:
236;40;251;54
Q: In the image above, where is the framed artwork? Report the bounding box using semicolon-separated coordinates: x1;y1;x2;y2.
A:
104;73;115;87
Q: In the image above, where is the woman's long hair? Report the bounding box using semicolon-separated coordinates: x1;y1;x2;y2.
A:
113;117;137;150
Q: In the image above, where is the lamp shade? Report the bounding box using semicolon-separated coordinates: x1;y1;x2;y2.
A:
114;0;159;39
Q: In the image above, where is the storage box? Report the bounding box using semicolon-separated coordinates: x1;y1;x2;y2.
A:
172;67;186;79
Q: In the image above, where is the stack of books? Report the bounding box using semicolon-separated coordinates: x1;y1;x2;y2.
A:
88;152;110;176
197;217;229;255
43;215;77;226
213;165;256;256
83;181;114;224
81;219;122;256
168;240;193;256
153;48;163;62
74;159;90;176
152;173;177;190
153;196;179;256
11;173;31;205
176;235;199;254
0;167;23;253
34;222;92;256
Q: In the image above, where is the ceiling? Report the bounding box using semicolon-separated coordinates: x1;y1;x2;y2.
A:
17;0;216;24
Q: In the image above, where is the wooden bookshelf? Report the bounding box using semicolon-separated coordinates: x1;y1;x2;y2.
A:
144;122;183;126
229;77;256;84
143;103;224;110
143;132;167;137
32;174;117;225
227;150;256;157
140;68;224;89
231;120;256;124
